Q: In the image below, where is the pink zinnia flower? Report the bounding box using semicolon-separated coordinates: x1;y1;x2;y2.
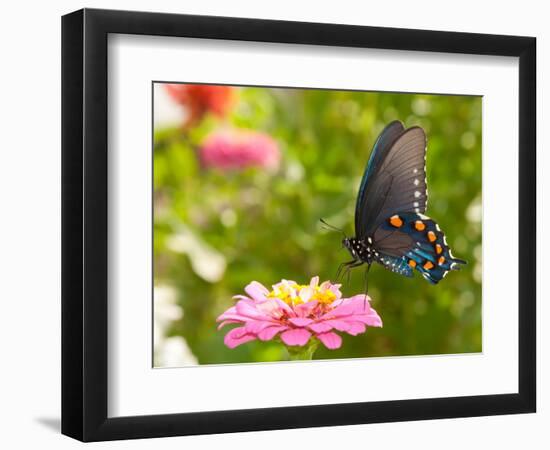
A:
217;277;382;350
200;129;281;171
164;83;236;125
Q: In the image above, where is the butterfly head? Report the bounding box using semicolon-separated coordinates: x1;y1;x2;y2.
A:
343;237;374;264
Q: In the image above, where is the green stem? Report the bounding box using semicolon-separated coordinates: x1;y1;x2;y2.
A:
286;340;319;360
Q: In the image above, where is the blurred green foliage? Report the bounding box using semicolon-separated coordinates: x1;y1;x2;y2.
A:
154;85;482;365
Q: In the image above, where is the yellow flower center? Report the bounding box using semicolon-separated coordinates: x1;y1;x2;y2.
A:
311;287;337;305
267;283;336;306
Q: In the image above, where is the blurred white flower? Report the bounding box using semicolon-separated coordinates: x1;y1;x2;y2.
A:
466;196;482;223
220;208;237;227
166;226;226;283
154;284;198;367
155;285;181;320
460;131;476;150
411;98;432;116
156;336;198;367
153;83;186;128
154;285;182;344
285;160;304;182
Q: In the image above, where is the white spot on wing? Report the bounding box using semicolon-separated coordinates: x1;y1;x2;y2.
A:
414;191;421;198
414;179;420;186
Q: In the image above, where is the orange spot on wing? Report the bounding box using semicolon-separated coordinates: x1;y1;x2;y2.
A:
435;244;443;254
408;259;417;268
414;220;426;231
438;256;446;265
423;261;434;270
389;215;403;228
427;231;437;242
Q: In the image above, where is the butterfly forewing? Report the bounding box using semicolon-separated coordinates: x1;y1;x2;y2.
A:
355;121;404;238
356;125;428;238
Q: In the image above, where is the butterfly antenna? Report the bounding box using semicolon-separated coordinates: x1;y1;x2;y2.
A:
319;218;346;239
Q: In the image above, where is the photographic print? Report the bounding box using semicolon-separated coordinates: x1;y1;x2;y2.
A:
153;82;482;367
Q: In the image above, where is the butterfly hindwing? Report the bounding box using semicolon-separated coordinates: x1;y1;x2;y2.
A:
374;254;414;277
373;212;466;284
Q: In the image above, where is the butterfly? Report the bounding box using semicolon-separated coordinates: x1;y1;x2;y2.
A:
337;120;466;284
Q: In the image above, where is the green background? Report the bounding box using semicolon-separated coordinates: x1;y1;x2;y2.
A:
153;85;482;366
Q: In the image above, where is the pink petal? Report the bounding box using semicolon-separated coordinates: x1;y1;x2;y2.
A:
320;281;342;299
235;301;272;321
272;280;297;297
308;321;334;333
231;295;255;303
364;314;383;327
216;311;247;323
280;328;312;346
217;319;241;330
299;286;314;304
244;281;269;302
288;317;313;327
273;279;297;288
224;327;257;348
321;319;352;332
317;332;342;349
326;295;372;318
349;312;383;327
346;294;373;310
309;276;319;289
216;305;238;321
367;308;383;327
272;298;296;317
344;321;367;336
320;280;336;289
257;299;285;318
258;325;288;341
293;300;318;318
244;319;279;334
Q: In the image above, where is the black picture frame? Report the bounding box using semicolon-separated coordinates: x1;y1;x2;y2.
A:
61;8;536;442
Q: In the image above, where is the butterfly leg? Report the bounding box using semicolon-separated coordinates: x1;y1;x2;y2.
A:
362;263;372;311
339;260;364;284
336;260;355;280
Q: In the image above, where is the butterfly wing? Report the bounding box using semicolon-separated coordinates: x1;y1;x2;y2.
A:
355;121;405;238
373;212;466;284
356;124;428;238
374;254;414;277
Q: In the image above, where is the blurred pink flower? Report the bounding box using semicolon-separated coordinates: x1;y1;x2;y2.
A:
164;83;236;125
200;129;281;171
217;277;382;350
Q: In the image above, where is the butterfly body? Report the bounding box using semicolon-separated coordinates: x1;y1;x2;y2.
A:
342;120;466;284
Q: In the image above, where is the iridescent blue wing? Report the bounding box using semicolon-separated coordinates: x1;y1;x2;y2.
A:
373;212;466;284
375;254;414;277
355;120;405;239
